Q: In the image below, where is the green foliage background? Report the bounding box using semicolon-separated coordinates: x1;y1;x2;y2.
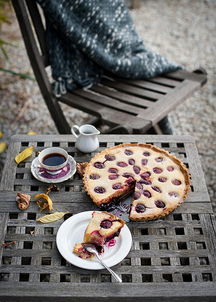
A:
0;0;11;59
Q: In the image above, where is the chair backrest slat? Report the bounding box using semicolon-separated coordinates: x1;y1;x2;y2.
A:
12;0;51;96
25;0;49;66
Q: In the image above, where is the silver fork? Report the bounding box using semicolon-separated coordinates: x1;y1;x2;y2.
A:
85;244;122;283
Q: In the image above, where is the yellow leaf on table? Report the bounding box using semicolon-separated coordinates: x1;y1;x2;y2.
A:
34;193;53;211
27;131;37;135
15;146;34;164
0;142;7;153
36;212;69;223
0;131;3;139
36;200;48;211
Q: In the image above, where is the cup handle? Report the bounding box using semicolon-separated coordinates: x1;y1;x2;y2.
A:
71;125;80;138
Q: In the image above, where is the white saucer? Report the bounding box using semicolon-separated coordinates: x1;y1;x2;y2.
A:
56;211;132;270
31;155;76;183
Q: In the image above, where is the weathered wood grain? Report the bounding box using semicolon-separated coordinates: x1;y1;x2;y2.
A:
9;134;195;143
91;84;154;108
140;80;201;123
0;283;216;301
0;134;215;301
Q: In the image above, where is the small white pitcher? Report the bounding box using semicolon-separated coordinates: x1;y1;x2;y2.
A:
71;124;100;153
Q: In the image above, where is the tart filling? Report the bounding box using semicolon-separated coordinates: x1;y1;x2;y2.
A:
73;243;95;259
73;211;125;259
83;143;190;221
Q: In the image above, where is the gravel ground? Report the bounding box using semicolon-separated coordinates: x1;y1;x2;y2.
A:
0;0;215;210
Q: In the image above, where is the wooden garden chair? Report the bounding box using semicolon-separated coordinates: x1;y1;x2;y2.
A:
12;0;207;134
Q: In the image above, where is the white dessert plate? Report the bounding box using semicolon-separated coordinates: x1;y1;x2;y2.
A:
31;155;76;183
56;211;132;270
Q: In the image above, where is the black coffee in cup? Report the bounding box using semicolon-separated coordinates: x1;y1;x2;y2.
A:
42;153;66;166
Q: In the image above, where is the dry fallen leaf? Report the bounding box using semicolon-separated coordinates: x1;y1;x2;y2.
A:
0;131;3;138
36;212;69;223
1;241;16;248
34;193;53;211
46;184;60;195
16;192;31;210
27;130;37;135
36;200;48;211
0;142;7;153
15;145;34;164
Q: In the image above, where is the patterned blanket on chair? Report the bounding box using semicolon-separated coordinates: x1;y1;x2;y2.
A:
36;0;180;97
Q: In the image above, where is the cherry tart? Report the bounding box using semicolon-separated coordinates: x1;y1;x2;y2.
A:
83;143;190;221
73;211;125;259
73;243;94;259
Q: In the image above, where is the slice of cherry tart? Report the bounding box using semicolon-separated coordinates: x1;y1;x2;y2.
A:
73;211;125;259
83;143;190;221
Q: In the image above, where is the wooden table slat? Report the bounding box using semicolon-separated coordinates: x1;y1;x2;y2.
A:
0;134;215;301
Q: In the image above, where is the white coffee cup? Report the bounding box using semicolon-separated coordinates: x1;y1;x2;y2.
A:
38;147;69;175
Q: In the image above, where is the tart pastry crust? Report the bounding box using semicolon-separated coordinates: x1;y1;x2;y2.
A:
83;144;190;221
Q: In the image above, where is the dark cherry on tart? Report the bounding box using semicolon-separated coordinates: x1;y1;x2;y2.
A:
73;211;125;259
83;143;190;221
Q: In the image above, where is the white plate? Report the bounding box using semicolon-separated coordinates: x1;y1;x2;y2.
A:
31;155;76;183
56;211;132;270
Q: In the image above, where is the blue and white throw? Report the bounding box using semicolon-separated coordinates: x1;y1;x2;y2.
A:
36;0;180;97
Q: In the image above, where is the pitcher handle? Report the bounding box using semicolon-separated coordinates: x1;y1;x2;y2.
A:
71;125;80;138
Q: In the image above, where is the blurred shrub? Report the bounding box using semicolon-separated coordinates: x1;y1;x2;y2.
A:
0;0;11;59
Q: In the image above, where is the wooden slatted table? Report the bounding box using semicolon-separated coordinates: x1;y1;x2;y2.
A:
0;134;216;301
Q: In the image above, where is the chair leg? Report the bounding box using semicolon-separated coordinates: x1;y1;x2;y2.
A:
156;116;173;134
146;116;173;135
152;124;164;135
48;98;72;134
